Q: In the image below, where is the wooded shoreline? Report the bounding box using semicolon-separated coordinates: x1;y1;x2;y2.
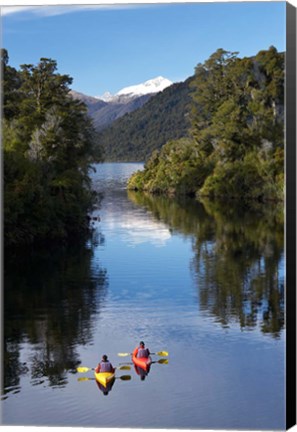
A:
2;46;284;247
128;48;284;204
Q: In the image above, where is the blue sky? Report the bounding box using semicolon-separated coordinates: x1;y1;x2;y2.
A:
2;2;286;97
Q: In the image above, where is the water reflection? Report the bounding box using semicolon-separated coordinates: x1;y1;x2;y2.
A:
3;240;108;397
128;191;284;337
92;163;171;247
195;199;284;337
133;364;150;380
96;378;115;396
2;163;284;429
102;207;172;247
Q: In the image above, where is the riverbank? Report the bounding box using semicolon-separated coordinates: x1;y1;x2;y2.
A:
127;143;284;205
128;48;284;204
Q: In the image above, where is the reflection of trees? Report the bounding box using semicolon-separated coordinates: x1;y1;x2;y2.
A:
128;191;284;337
128;191;210;237
3;239;108;395
196;199;284;337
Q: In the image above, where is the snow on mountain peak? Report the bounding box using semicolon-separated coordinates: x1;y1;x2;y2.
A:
117;76;172;97
96;76;173;101
99;91;114;102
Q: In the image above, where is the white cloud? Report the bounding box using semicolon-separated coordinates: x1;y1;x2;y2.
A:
1;0;284;17
0;3;144;17
1;6;31;15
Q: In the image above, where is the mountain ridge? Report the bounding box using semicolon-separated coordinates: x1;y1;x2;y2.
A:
70;76;173;131
70;89;152;131
96;76;194;161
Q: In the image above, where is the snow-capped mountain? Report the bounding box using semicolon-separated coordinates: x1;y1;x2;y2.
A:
99;91;115;102
117;76;172;97
71;76;173;131
97;76;172;101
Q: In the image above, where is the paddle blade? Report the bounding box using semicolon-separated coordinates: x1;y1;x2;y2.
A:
77;377;91;382
119;375;131;381
117;365;131;370
117;353;132;357
77;367;92;373
158;358;169;364
156;351;169;357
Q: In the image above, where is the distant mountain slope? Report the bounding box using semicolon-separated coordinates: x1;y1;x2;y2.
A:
96;76;194;162
69;90;107;115
70;76;173;132
91;94;152;131
70;89;152;131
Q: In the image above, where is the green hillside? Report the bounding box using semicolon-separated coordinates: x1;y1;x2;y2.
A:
128;47;284;203
97;77;194;161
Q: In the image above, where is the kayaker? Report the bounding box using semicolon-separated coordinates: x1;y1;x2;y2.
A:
95;355;115;373
134;341;150;358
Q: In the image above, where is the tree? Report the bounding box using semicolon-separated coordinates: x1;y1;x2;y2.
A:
129;47;284;202
20;58;72;114
189;47;284;200
3;52;103;246
1;49;22;119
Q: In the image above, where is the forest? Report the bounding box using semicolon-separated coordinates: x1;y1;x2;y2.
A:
2;49;103;247
2;46;284;247
128;47;284;203
96;77;193;161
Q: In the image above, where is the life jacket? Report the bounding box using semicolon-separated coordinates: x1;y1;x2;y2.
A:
137;347;149;358
100;361;113;372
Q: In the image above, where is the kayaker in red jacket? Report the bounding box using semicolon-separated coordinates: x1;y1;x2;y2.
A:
134;341;150;358
95;355;115;373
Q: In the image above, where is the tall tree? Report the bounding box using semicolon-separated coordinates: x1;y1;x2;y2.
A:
3;52;103;246
129;47;284;202
1;49;22;119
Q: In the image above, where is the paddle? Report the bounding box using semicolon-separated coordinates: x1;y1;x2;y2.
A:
151;352;169;356
118;351;169;357
78;375;131;382
153;358;168;364
77;365;131;373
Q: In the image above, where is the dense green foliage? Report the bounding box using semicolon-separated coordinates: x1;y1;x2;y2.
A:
2;50;103;247
96;77;193;161
128;47;284;202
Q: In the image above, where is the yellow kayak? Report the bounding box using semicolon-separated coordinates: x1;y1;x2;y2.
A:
94;371;115;387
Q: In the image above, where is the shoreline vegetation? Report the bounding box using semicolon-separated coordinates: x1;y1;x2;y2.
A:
2;49;103;247
128;47;284;204
3;46;284;248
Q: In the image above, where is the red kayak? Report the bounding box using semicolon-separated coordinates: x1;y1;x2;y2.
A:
132;348;152;371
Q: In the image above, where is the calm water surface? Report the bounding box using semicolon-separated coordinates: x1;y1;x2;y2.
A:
2;163;285;430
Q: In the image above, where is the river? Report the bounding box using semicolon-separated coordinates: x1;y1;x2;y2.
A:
2;162;285;430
